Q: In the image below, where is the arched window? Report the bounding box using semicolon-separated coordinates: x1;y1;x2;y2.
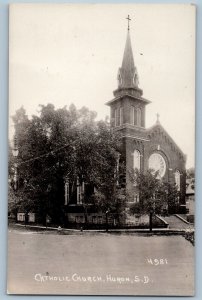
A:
133;150;141;171
119;107;123;125
137;108;141;126
114;108;118;126
77;178;84;204
64;178;69;205
175;170;181;191
130;106;141;126
130;106;134;125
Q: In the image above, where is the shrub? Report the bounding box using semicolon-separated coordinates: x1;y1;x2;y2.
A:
184;228;194;246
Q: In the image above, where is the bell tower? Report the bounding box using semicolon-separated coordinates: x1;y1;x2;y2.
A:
106;16;151;200
105;16;186;208
106;16;151;137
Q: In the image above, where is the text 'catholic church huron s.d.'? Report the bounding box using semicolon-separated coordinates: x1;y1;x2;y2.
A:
105;20;186;208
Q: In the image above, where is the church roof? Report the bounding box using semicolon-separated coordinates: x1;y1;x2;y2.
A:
147;122;186;161
118;31;139;89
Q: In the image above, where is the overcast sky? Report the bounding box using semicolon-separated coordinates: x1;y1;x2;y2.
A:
9;3;195;168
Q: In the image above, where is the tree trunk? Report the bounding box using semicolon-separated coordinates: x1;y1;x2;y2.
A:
149;211;153;232
106;211;109;232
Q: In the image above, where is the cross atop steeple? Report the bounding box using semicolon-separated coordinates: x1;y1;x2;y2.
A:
126;15;131;31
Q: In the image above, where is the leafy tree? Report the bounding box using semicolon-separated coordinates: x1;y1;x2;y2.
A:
68;119;126;226
9;104;124;226
83;120;127;227
8;107;31;220
129;170;180;231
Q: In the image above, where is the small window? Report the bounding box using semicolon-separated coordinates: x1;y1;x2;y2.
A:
175;170;181;191
133;150;141;171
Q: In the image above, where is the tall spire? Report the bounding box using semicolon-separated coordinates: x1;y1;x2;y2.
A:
117;16;139;89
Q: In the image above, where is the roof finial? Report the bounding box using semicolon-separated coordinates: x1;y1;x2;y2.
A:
126;15;131;31
156;113;160;124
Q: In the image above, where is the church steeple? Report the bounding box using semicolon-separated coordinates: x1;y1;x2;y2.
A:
118;31;139;89
106;16;151;130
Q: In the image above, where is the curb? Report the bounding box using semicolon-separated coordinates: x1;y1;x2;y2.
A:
10;223;187;234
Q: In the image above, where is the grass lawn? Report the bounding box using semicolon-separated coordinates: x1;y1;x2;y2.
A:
7;229;194;296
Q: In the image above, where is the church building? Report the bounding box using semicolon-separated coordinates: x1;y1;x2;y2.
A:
66;19;187;224
106;21;186;211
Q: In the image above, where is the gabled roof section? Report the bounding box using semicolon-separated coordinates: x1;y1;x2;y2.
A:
146;122;186;160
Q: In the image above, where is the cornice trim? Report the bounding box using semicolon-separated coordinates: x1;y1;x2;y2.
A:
122;135;150;142
105;93;151;106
